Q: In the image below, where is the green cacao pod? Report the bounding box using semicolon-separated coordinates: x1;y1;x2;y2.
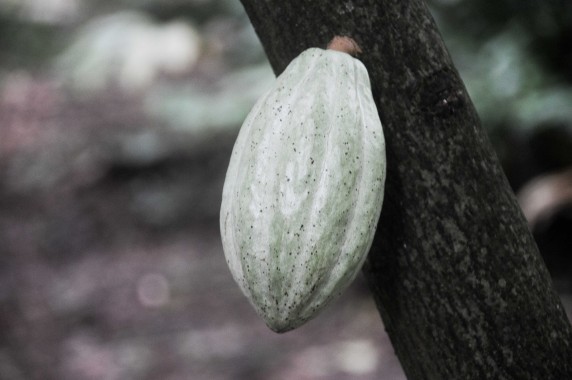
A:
220;38;386;332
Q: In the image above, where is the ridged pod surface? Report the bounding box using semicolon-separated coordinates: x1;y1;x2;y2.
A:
220;45;386;332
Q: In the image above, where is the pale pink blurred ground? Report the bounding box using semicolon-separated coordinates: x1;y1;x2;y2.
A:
0;75;407;380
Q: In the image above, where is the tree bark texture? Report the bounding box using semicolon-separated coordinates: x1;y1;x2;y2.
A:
239;0;572;379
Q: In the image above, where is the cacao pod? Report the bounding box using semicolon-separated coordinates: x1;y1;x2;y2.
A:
220;40;386;332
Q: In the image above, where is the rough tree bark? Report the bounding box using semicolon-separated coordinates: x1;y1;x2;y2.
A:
238;0;572;379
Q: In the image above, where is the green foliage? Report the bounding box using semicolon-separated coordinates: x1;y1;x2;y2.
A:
0;13;65;70
430;0;572;127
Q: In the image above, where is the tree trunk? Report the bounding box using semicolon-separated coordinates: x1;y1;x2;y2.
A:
239;0;572;378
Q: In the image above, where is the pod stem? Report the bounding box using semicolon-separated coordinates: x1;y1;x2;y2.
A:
327;36;362;56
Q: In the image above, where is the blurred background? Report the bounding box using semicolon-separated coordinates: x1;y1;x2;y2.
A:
0;0;571;379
